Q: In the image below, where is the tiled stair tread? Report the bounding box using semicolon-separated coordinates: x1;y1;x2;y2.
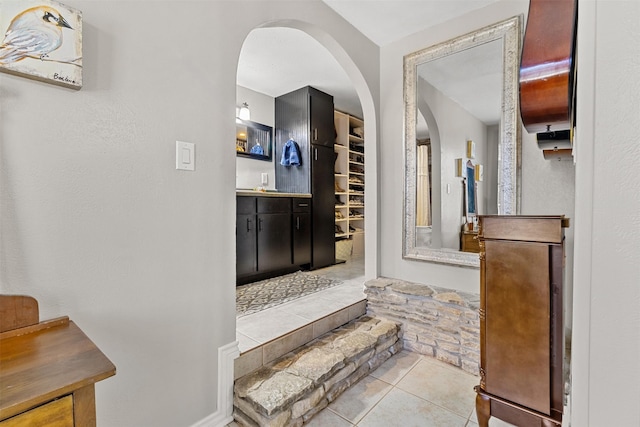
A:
235;299;368;381
234;315;402;426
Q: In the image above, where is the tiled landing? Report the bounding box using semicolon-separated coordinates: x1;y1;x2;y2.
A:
235;258;367;379
306;351;516;427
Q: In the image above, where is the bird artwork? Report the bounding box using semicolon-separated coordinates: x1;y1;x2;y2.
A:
0;0;82;88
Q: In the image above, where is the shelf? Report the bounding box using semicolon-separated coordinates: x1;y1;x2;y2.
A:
335;110;365;250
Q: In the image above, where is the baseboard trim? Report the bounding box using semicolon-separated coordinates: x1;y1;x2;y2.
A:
190;340;240;427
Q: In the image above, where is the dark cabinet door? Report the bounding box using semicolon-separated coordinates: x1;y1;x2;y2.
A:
236;214;257;277
310;88;335;147
311;145;336;268
257;213;292;272
293;212;311;266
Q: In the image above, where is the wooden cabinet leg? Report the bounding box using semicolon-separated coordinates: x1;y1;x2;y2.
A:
475;393;491;427
73;384;97;427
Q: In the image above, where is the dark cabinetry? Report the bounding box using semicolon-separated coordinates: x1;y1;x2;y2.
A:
475;215;568;427
236;195;312;285
275;86;335;269
236;197;257;277
292;199;312;266
257;198;292;272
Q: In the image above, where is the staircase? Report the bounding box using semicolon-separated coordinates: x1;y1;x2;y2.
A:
233;315;402;426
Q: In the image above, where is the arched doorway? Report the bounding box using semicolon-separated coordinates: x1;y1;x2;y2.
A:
235;21;377;284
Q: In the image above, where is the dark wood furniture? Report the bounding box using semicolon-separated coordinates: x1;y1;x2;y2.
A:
236;194;312;285
475;215;568;427
0;295;116;426
275;86;336;269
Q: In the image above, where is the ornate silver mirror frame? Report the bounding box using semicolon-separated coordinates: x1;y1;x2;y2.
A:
403;16;522;268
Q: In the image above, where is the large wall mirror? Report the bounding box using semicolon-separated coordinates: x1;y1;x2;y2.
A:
403;16;522;268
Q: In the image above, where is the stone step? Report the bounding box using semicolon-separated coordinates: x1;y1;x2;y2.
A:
233;315;402;427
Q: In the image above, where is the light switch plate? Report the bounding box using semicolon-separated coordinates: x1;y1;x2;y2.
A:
176;141;195;171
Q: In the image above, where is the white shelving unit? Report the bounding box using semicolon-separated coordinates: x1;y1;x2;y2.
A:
334;111;364;255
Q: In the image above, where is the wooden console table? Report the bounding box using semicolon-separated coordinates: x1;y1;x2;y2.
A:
0;296;116;426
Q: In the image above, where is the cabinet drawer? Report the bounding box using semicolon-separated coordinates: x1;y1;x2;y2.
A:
237;196;256;215
257;197;290;214
0;395;73;427
292;198;311;213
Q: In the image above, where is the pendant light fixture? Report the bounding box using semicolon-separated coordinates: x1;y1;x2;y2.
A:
238;102;251;121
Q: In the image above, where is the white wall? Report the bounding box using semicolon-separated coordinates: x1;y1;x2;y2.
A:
0;1;379;426
571;1;640;425
235;86;276;190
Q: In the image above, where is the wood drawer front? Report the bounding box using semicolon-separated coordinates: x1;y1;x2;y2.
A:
292;198;311;213
257;197;290;214
0;395;73;427
237;196;256;215
480;216;564;243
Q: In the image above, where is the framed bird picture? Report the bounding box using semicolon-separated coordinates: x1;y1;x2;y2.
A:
0;0;82;89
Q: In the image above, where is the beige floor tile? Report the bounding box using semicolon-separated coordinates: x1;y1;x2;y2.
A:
358;387;468;427
262;324;313;364
396;357;477;418
312;308;351;338
280;294;350;320
236;331;260;353
369;350;422;385
305;408;355;426
236;306;310;344
328;375;392;424
234;346;262;379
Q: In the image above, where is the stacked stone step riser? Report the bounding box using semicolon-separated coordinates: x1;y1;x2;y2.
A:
233;316;402;427
365;278;480;376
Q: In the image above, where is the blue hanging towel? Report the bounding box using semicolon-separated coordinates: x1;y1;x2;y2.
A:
280;139;302;166
250;144;264;155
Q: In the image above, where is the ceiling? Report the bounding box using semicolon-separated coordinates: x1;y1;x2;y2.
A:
236;0;501;119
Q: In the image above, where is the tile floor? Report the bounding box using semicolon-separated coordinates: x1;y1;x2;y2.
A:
236;257;367;353
233;256;519;426
305;350;515;427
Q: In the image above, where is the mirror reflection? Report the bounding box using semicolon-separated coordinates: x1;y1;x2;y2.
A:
415;39;502;250
236;119;273;161
403;16;522;267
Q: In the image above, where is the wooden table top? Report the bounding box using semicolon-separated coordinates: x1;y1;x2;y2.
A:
0;317;116;420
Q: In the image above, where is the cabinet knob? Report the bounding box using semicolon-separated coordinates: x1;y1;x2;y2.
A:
247;218;252;232
296;217;300;230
